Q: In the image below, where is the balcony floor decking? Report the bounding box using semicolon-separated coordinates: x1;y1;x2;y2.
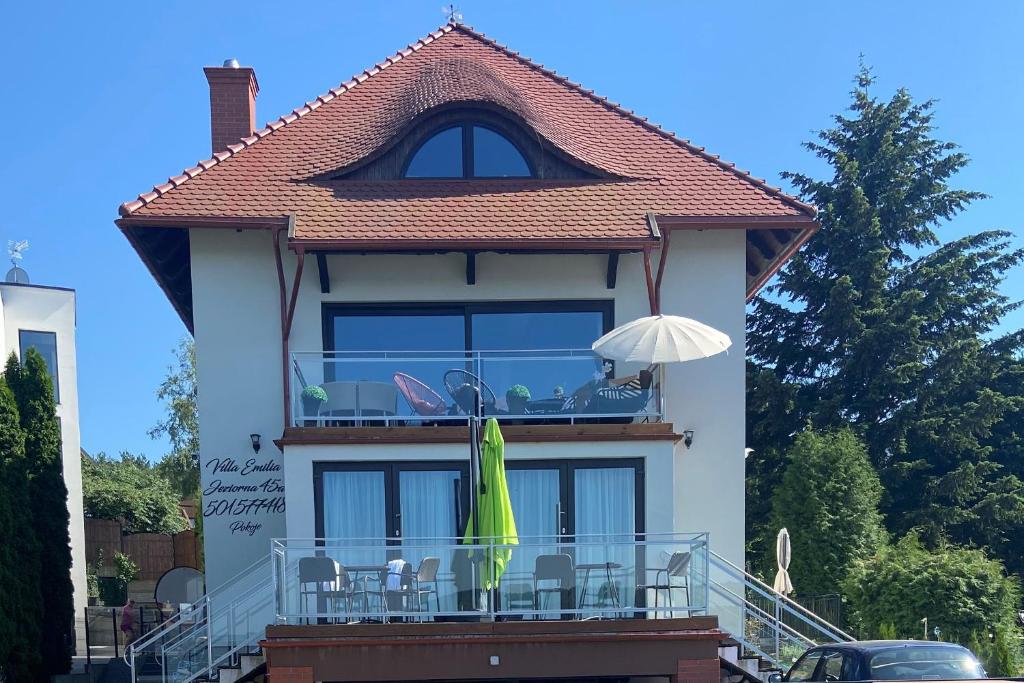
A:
262;617;723;683
276;422;682;447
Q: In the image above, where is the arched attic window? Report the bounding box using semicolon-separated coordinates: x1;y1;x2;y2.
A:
404;124;532;178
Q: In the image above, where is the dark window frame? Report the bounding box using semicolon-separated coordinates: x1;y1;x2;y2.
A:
313;457;645;541
322;300;614;354
313;460;473;541
402;121;536;179
18;329;59;404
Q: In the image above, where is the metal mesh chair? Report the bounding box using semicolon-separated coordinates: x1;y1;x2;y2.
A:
393;373;447;417
443;369;497;416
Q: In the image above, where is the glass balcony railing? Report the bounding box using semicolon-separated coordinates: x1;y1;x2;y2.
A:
272;533;708;623
289;350;662;427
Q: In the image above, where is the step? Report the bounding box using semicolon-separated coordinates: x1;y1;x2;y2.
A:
240;653;266;676
718;643;740;665
218;666;241;683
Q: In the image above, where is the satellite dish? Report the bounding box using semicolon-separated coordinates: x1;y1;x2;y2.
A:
154;567;205;606
5;266;29;284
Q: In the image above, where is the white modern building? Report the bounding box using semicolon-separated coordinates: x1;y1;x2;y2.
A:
0;272;87;654
116;22;841;683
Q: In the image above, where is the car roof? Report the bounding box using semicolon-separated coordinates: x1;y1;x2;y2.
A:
817;641;972;654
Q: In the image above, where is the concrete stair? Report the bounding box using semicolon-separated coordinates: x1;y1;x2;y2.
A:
719;639;783;683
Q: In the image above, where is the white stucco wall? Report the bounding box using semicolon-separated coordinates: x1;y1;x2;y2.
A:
188;227;747;592
0;282;87;653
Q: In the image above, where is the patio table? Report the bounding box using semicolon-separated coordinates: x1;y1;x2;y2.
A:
576;562;623;609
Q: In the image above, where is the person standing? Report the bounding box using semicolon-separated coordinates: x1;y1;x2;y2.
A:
119;599;136;649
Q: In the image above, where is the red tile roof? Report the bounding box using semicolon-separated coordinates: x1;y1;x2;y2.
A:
118;23;814;244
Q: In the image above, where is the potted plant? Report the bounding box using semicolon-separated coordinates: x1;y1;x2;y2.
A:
87;569;99;606
114;551;139;595
505;384;531;416
301;385;328;424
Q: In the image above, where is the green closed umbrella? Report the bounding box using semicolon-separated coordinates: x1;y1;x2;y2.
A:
463;418;518;588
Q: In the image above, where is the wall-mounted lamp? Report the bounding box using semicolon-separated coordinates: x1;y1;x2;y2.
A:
683;430;694;449
250;433;262;454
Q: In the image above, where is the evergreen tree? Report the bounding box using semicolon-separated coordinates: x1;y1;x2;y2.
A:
770;428;886;595
747;66;1024;573
8;350;75;676
0;374;43;681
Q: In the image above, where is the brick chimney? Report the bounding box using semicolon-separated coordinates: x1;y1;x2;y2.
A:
203;59;259;154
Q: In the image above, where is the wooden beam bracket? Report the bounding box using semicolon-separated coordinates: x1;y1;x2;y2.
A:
316;252;330;294
466;252;477;285
606;252;620;289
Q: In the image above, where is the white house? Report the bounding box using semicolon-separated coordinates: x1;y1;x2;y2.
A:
117;22;821;683
0;271;87;655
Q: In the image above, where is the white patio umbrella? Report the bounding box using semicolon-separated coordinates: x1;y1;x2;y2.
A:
591;314;732;364
773;527;794;596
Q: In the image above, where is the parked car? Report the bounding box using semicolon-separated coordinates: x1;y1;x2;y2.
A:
768;641;987;682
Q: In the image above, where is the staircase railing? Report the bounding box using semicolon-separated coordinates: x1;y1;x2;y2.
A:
127;555;274;683
709;551;854;670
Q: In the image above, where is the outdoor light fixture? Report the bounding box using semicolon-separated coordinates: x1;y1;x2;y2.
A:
683;430;694;449
250;433;261;454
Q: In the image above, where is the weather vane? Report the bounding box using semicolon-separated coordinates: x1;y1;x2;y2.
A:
7;240;28;268
442;3;463;23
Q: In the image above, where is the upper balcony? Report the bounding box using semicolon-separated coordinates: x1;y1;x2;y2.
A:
289;349;663;429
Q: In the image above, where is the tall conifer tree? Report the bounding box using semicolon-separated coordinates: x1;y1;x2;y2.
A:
747;67;1024;574
0;374;43;681
7;350;75;676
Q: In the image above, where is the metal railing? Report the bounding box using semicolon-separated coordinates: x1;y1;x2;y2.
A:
709;551;854;670
273;533;708;623
127;555;273;683
290;349;663;427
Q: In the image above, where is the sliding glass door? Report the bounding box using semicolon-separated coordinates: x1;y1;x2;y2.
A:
315;458;642;613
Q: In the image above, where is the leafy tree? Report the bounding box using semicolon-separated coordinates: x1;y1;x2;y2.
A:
769;428;886;594
747;66;1024;574
6;350;75;676
0;376;42;681
82;451;188;534
844;534;1024;676
150;339;199;496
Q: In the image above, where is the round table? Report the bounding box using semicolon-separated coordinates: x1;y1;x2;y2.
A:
576;562;623;609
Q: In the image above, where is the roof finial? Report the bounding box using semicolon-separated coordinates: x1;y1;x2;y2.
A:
441;3;463;24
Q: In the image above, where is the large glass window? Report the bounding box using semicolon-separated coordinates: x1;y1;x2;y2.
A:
325;302;611;414
404;124;532;178
19;330;59;403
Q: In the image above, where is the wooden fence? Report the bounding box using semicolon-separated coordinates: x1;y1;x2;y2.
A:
84;518;199;580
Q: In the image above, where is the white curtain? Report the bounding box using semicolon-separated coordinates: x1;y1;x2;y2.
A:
399;470;461;610
322;471;387;570
574;467;636;610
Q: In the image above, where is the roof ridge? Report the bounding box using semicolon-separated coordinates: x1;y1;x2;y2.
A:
119;23;459;216
450;23;816;218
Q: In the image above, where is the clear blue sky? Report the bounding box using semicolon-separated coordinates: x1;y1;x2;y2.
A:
1;1;1020;459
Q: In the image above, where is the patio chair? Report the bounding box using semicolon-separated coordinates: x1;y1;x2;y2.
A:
320;381;358;426
356;381;398;424
393;373;447;421
582;366;656;420
533;554;575;618
443;369;498;417
298;556;349;622
386;557;442;616
635;551;691;617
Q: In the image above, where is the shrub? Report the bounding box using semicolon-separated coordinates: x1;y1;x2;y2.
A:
114;551;139;587
769;428;886;594
844;534;1024;676
301;385;328;402
506;384;531;401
